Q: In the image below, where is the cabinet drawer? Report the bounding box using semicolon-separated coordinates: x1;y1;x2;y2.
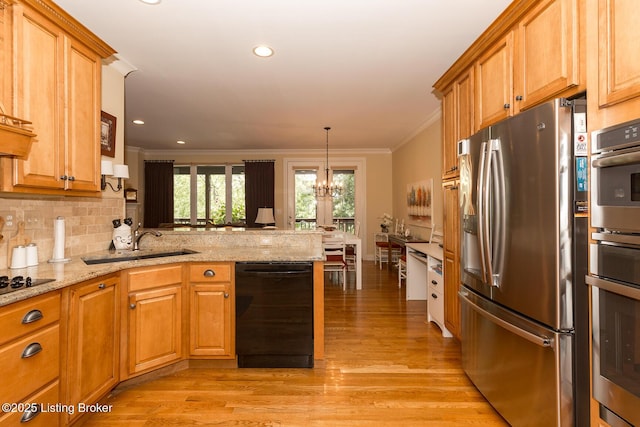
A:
190;263;232;282
0;380;60;427
0;292;60;346
0;324;59;405
428;272;443;291
127;264;183;292
428;290;445;325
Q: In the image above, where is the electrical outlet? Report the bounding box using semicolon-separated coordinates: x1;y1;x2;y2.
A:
24;211;43;229
0;211;16;230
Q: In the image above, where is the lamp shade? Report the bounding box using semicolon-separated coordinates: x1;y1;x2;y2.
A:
101;159;114;175
113;164;130;179
255;208;275;225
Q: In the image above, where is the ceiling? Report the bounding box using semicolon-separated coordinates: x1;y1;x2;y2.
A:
54;0;512;152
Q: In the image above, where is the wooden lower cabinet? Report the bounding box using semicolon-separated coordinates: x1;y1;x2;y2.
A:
0;291;61;426
0;380;60;427
64;274;119;424
124;264;185;377
189;263;235;358
443;180;461;339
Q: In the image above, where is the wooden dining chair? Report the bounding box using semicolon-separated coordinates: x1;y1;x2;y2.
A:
323;236;347;290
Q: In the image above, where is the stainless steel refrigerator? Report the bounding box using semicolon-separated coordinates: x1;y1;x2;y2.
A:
457;98;589;426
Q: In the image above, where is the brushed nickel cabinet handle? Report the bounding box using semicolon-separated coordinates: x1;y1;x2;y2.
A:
20;404;41;423
224;292;229;299
130;303;136;309
98;283;106;289
204;269;216;277
22;309;43;324
21;342;43;359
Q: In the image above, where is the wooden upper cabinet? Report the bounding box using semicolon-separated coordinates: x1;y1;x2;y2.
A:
475;31;514;129
597;0;640;107
0;0;114;196
514;0;582;110
441;85;457;180
456;69;474;142
441;68;474;180
587;0;640;130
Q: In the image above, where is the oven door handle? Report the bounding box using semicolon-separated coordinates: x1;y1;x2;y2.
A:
586;275;640;300
592;149;640;168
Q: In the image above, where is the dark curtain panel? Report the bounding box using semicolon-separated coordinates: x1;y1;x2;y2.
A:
143;160;174;228
244;160;275;228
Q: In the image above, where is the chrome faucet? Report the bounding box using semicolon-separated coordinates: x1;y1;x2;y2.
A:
132;223;162;251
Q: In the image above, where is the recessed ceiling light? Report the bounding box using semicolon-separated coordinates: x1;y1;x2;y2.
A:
253;45;274;58
132;119;145;125
139;0;161;4
177;140;186;145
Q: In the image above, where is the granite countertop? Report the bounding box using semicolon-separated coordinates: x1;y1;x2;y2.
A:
1;229;324;307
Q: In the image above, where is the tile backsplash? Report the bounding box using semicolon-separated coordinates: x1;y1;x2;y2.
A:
0;196;125;270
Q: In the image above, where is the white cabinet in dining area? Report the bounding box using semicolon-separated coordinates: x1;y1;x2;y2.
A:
405;243;452;338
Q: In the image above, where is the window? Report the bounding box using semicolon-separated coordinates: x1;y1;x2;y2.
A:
174;164;245;225
332;170;355;233
285;158;364;235
294;170;318;229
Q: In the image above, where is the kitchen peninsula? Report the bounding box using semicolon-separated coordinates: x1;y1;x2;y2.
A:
0;229;325;426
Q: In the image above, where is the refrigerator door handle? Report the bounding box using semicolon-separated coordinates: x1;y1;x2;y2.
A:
479;141;493;285
459;289;555;349
489;138;507;288
476;142;490;284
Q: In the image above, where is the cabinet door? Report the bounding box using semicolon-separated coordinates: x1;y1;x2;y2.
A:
65;38;101;192
441;85;457;180
12;5;65;190
515;0;581;110
66;276;119;422
128;285;182;374
443;180;460;338
597;0;640;108
456;68;474;142
189;283;233;357
475;32;514;129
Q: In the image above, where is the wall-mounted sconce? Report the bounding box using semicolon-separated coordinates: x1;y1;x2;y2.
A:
101;159;129;192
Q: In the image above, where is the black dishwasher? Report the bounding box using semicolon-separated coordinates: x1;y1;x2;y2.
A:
235;262;314;368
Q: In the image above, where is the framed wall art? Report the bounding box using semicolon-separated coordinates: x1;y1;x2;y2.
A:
407;179;433;227
100;110;117;157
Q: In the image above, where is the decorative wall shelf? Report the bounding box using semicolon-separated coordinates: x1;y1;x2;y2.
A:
0;112;36;159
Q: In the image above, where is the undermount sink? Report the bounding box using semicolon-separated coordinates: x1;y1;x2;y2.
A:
82;249;199;265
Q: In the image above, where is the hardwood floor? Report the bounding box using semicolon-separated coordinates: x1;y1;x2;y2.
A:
83;261;508;426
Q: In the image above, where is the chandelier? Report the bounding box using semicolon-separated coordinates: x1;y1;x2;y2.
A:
312;126;343;198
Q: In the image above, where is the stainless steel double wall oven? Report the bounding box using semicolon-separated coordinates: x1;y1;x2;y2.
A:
587;118;640;427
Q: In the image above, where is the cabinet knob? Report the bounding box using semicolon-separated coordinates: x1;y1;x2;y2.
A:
68;175;75;181
515;95;523;101
431;293;438;299
21;342;43;359
204;269;216;277
21;309;43;325
224;292;229;299
503;103;511;109
130;303;136;309
98;283;106;289
60;175;68;180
